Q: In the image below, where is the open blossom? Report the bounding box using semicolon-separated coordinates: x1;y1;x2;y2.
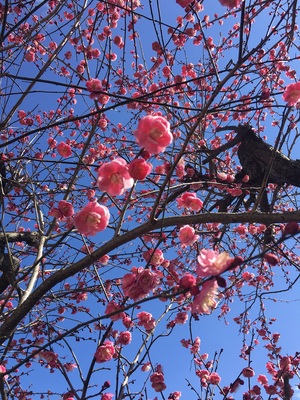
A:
143;249;164;266
191;280;219;315
197;249;233;277
176;192;203;212
95;340;115;363
179;225;199;247
118;331;132;345
122;268;159;300
105;300;125;321
57;142;72;157
128;158;152;180
282;82;300;106
101;394;114;400
97;158;134;196
73;202;110;236
219;0;243;8
58;200;74;217
176;0;191;7
134;115;173;154
150;372;166;392
137;311;156;331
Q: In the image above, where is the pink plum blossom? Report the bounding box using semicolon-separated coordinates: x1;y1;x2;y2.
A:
219;0;243;8
73;202;110;236
118;331;132;345
95;340;115;363
57;142;72;157
197;249;233;277
134;115;173;154
191;280;219;315
122;268;159;300
105;301;125;321
179;225;199;247
176;0;191;7
176;192;203;212
137;311;156;331
58;200;74;217
150;372;166;392
143;248;164;266
180;274;196;289
128;158;152;180
282;82;300;106
97;158;134;196
101;394;114;400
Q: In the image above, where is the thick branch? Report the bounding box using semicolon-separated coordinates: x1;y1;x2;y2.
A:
0;210;299;344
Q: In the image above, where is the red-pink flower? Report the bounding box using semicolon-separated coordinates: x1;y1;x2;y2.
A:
128;158;152;180
137;311;156;331
176;192;203;212
180;274;196;289
242;367;255;378
150;372;166;392
101;394;114;400
58;200;74;217
57;142;72;158
105;301;125;321
118;331;132;345
97;158;134;196
282;82;300;106
197;249;233;277
143;249;164;266
179;225;199;247
134;115;173;154
208;372;221;385
191;280;219;315
122;268;159;300
95;341;115;363
176;0;191;7
219;0;243;8
74;202;110;236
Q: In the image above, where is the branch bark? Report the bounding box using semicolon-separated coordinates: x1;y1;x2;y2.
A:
0;210;299;344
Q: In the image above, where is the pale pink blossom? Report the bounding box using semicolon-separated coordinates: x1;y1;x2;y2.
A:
176;192;203;212
282;82;300;106
118;331;132;345
58;200;74;217
191;280;219;315
57;142;72;157
179;225;199;247
0;365;6;374
197;249;233;277
95;341;115;363
97;158;134;196
128;158;152;180
219;0;243;8
134;115;173;154
141;362;151;372
74;202;110;236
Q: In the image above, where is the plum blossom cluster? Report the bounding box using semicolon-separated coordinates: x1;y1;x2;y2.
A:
122;267;160;300
137;311;156;332
86;78;109;104
282;81;300;106
49;200;74;221
150;365;166;392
